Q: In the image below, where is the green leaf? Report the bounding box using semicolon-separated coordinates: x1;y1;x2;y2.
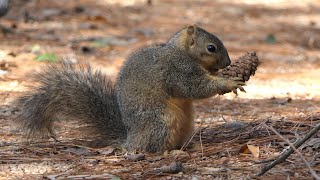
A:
265;34;276;44
91;39;109;47
35;53;59;62
111;177;121;180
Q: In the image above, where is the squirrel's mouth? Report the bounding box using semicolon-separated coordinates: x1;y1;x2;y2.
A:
208;67;219;74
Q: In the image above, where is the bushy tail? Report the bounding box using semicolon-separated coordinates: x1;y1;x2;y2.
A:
15;61;126;144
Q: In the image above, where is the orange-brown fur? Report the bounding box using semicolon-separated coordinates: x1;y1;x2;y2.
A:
162;98;194;150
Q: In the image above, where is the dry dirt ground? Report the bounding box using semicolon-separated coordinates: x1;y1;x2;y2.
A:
0;0;320;179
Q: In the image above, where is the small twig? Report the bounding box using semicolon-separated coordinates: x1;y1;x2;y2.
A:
292;123;302;139
221;115;227;123
254;157;277;164
199;125;204;159
256;123;320;179
180;121;205;151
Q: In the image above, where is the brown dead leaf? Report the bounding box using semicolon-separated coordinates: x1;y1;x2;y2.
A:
156;161;184;174
60;146;96;156
125;153;145;161
301;138;320;149
97;147;115;155
239;144;260;158
170;150;189;156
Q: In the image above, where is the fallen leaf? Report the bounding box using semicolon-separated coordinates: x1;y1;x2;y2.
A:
156;161;184;174
170;149;189;156
125;153;145;161
97;147;115;155
61;146;96;156
239;144;260;158
301;138;320;149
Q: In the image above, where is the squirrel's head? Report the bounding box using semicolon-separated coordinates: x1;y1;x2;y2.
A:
179;25;231;72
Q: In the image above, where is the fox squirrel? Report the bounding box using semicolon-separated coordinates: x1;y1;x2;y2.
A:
15;25;249;153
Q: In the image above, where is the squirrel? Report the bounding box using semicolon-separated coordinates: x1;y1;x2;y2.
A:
15;25;245;153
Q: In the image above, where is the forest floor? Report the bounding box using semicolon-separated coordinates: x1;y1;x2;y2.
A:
0;0;319;179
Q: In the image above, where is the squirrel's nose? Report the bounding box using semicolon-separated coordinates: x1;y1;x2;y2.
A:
226;57;231;66
223;55;231;67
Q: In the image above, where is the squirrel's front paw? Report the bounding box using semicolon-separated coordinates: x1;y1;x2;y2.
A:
218;77;246;95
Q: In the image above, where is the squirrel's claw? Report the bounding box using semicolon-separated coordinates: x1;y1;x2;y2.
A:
230;77;246;93
238;86;246;93
232;89;238;95
231;86;246;95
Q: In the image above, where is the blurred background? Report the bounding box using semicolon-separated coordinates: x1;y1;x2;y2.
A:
0;0;319;99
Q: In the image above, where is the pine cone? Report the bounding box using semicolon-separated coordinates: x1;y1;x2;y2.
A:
217;52;260;82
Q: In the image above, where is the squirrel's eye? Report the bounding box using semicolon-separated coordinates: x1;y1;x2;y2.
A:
207;44;216;53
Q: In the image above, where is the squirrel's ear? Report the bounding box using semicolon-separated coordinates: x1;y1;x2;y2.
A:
187;25;197;35
186;25;198;46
